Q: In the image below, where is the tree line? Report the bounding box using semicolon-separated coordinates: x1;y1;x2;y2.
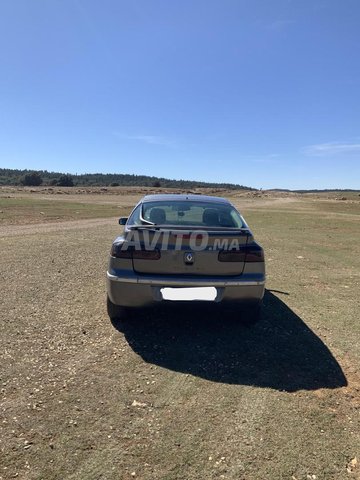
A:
0;168;254;190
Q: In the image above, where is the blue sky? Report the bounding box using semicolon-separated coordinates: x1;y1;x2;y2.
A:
0;0;359;189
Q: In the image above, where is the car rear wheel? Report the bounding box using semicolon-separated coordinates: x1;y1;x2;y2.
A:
107;296;127;321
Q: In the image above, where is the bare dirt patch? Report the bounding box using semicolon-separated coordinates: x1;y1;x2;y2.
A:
0;192;359;479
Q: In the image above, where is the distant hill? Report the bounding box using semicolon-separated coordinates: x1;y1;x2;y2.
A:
0;168;255;190
1;168;358;192
293;189;360;193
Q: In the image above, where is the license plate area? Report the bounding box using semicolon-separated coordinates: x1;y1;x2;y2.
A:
161;287;217;301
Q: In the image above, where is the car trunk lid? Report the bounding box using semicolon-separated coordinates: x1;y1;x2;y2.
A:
130;228;249;276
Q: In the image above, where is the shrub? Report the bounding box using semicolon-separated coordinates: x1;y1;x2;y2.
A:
20;172;43;186
109;182;120;187
56;174;74;187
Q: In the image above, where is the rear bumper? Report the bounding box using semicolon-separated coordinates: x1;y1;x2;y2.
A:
107;270;265;307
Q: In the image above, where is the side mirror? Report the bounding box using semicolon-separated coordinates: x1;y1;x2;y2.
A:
119;217;128;225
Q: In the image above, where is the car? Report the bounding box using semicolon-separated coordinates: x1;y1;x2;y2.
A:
106;194;265;323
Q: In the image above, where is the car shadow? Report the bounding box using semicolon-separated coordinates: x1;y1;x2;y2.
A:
111;291;347;392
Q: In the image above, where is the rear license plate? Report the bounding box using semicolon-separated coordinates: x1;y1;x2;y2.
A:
161;287;217;301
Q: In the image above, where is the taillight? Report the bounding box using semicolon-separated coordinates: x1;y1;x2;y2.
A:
110;244;132;258
218;250;246;262
110;244;160;260
218;244;264;262
244;244;264;262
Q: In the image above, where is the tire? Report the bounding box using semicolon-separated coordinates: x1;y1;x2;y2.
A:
107;296;127;321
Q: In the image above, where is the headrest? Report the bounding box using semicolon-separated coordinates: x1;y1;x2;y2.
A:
202;208;219;226
149;207;166;224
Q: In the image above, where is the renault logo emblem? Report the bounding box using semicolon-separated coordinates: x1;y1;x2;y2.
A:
184;252;194;264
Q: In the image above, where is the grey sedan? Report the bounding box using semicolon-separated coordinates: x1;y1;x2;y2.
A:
107;194;265;323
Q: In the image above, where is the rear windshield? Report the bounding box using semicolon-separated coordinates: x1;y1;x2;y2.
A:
130;201;246;228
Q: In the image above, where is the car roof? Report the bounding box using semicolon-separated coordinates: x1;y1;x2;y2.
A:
141;194;231;204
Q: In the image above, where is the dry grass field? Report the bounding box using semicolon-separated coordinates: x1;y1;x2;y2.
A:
0;187;359;480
